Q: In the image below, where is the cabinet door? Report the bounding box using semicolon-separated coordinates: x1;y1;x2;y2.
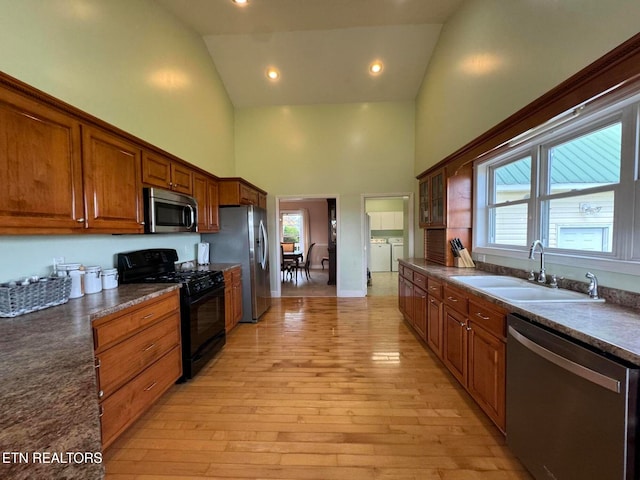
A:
467;320;506;432
82;127;144;232
427;294;443;358
413;286;427;340
142;151;172;190
232;268;243;327
170;162;193;195
207;179;220;232
418;178;430;227
0;89;84;233
393;211;404;230
380;212;395;230
430;169;445;226
194;174;220;233
404;281;414;327
442;307;467;385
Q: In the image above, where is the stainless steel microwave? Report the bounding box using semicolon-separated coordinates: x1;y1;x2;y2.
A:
144;187;198;233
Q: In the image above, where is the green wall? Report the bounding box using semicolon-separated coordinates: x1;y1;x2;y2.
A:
235;102;415;295
0;0;234;174
414;0;640;289
415;0;640;173
0;0;234;282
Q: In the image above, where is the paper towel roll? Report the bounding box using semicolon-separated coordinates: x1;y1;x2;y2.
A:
197;242;210;265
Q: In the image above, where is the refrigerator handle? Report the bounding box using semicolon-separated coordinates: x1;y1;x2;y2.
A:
259;220;268;269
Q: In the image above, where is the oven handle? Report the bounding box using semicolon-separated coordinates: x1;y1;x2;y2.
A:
259;219;268;269
508;325;620;393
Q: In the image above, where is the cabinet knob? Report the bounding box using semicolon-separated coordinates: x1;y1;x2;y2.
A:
466;326;472;331
98;390;104;398
77;218;85;223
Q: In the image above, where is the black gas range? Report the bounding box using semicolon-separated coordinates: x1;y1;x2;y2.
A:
117;249;226;380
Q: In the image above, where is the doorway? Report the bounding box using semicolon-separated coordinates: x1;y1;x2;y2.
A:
362;193;413;296
276;196;338;298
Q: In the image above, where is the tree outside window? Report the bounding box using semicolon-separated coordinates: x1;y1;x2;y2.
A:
282;212;302;250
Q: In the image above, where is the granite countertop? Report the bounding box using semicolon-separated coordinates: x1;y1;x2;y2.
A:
0;283;180;480
401;258;640;365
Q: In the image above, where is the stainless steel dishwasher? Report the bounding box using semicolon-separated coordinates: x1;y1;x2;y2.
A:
507;314;639;480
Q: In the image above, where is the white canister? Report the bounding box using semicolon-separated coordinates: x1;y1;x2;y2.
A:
84;266;102;294
102;268;118;290
57;263;85;298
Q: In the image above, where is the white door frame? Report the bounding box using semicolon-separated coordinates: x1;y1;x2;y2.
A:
274;194;340;297
360;192;414;294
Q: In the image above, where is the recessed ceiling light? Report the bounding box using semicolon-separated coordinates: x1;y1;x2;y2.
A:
369;61;384;75
232;0;248;5
266;67;280;81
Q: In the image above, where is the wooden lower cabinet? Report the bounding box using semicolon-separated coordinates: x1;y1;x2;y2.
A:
413;286;427;340
443;306;468;385
398;262;507;433
224;266;243;333
93;290;182;448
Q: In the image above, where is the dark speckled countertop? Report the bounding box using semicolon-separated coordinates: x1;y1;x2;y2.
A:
0;283;180;480
402;258;640;365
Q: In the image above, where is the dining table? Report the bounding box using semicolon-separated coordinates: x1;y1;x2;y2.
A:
283;250;303;282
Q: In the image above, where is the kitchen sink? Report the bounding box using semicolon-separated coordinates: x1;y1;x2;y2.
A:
451;275;605;303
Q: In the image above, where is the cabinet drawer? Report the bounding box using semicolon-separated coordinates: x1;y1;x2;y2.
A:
93;291;179;351
443;285;468;315
100;346;181;449
402;267;413;281
427;277;443;299
413;272;427;289
468;298;506;339
96;313;180;398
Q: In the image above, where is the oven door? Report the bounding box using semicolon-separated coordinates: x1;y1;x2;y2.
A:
181;284;226;379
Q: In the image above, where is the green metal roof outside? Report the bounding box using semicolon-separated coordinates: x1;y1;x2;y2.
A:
496;123;621;186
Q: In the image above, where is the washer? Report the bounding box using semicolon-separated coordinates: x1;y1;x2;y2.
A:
369;239;391;272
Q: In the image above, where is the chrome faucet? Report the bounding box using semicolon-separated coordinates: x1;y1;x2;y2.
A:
529;240;546;284
586;272;599;299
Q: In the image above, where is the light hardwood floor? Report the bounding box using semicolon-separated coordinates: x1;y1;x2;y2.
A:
105;296;531;479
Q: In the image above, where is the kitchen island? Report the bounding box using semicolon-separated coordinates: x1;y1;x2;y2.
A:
0;283;180;480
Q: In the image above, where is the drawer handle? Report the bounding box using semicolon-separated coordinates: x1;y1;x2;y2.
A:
429;286;438;291
429;299;436;304
447;296;458;302
458;321;465;327
144;381;157;392
94;358;101;369
142;343;156;352
142;313;155;320
466;326;472;331
475;312;490;320
98;405;104;418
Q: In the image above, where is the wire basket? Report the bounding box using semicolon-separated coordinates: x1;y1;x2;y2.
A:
0;276;72;318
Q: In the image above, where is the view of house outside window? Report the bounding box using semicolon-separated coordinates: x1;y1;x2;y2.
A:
475;84;640;271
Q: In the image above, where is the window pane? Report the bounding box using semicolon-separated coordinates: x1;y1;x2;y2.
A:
544;191;614;252
490;203;528;246
548;123;621;194
493;157;531;204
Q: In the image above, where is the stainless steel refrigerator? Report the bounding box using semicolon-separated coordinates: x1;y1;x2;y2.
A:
202;205;271;323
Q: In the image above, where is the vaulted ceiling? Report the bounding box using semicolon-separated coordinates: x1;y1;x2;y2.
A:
155;0;464;107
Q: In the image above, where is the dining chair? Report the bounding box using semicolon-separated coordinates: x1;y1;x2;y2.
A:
293;243;315;280
281;242;295;253
280;245;295;282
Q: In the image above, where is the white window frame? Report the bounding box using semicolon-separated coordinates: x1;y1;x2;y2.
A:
473;84;640;275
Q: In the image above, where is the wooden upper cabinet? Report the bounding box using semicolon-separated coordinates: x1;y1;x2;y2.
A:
218;178;267;208
418;162;473;266
0;88;85;233
142;151;193;195
82;127;144;233
193;172;220;233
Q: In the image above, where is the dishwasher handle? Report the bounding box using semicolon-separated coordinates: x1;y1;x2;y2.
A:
508;325;621;393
